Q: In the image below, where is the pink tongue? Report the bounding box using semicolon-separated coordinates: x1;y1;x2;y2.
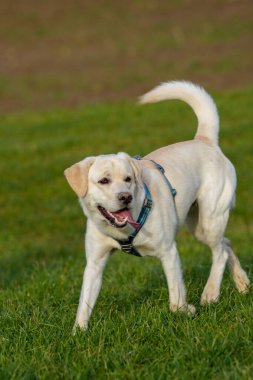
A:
112;210;140;229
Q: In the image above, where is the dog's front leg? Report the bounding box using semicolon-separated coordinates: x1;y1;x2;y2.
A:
73;227;112;333
73;255;109;333
160;243;196;314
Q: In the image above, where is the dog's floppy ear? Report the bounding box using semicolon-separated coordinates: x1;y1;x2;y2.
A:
64;157;95;197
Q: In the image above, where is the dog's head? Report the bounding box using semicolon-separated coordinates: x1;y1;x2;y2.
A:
64;153;143;229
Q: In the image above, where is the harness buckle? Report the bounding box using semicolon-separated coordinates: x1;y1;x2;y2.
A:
145;198;153;209
120;243;133;253
118;236;134;253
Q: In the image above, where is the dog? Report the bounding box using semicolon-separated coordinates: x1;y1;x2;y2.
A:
64;81;250;331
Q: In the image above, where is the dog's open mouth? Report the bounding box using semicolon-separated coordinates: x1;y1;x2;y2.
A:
98;206;140;229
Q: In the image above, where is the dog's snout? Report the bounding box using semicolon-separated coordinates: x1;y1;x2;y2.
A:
118;192;133;204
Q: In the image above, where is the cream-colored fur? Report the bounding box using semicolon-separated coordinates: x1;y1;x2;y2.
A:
64;81;249;332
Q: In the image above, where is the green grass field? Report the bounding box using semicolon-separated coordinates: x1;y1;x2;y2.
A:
1;86;253;379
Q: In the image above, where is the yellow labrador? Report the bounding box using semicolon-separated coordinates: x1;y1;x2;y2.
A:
65;81;249;331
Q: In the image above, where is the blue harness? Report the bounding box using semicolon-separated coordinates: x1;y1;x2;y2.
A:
115;156;176;257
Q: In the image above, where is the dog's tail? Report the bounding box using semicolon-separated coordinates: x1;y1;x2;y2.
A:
140;81;219;145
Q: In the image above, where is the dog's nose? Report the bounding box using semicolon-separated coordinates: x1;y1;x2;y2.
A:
118;192;133;204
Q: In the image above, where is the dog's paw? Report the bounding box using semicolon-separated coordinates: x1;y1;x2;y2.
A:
185;304;196;315
170;303;196;315
234;271;250;293
200;288;219;305
72;321;88;335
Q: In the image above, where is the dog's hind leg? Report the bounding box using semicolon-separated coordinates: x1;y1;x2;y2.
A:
224;238;250;293
186;205;249;304
200;237;229;305
194;208;231;304
201;237;250;304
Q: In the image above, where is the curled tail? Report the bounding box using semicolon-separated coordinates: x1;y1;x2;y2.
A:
140;81;219;145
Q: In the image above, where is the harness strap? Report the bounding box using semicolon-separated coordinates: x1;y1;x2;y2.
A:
134;156;177;198
115;156;176;257
116;183;152;257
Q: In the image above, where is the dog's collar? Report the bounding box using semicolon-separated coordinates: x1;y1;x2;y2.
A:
115;182;152;257
115;156;176;258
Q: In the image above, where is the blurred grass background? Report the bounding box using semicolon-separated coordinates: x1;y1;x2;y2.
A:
0;1;253;379
0;0;253;113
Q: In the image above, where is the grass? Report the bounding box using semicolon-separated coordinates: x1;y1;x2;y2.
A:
0;85;253;379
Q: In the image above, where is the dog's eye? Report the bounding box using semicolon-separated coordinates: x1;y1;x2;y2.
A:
124;176;132;183
98;178;110;185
